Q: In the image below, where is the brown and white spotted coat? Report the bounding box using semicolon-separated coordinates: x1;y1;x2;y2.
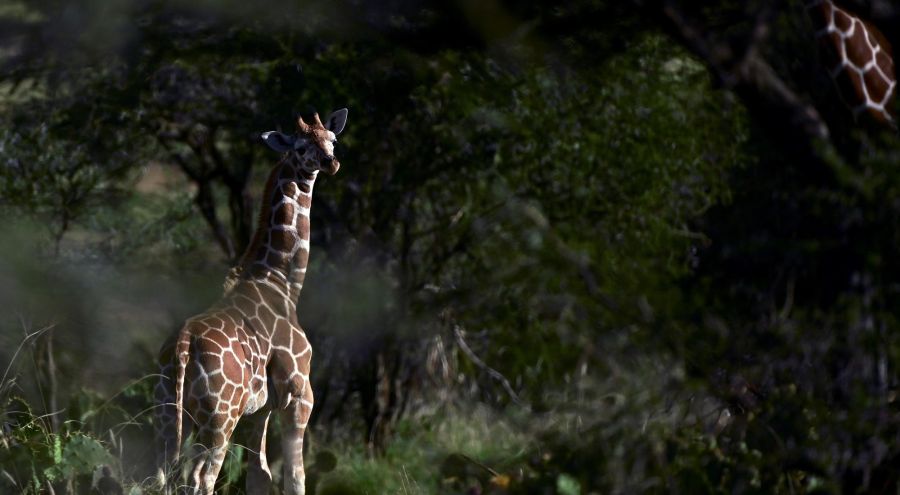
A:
805;0;896;126
154;109;348;495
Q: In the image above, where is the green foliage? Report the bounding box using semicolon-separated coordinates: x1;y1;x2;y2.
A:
44;434;114;482
556;474;581;495
0;126;123;250
316;406;529;494
673;115;900;493
1;0;899;493
368;34;745;394
1;396;116;493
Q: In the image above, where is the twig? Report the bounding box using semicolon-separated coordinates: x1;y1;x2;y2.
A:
453;325;528;408
1;323;55;399
19;409;68;431
458;453;501;477
91;373;168;416
45;334;60;433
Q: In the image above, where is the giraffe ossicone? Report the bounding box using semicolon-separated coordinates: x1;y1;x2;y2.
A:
155;108;348;495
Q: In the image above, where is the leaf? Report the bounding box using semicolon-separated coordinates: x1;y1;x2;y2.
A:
46;433;114;480
556;473;581;495
51;435;62;465
489;473;511;489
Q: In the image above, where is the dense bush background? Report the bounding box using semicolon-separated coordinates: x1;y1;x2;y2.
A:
2;0;899;493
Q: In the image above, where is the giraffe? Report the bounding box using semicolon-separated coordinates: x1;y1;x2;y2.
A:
804;0;896;127
154;108;348;495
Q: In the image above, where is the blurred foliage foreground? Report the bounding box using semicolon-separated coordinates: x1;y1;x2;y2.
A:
2;0;900;493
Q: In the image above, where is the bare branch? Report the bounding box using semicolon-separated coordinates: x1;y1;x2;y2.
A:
158;137;202;182
194;181;237;260
658;1;831;149
453;325;528;408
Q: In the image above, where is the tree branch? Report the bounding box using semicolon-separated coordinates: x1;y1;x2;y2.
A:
453;325;528;408
658;1;831;151
194;180;237;260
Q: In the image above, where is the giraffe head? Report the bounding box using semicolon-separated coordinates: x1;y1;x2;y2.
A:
262;108;348;175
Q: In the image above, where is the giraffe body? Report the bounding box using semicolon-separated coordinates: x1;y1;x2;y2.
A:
155;109;348;495
805;0;896;126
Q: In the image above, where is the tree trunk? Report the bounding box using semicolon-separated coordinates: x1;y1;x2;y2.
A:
194;181;236;261
355;334;416;455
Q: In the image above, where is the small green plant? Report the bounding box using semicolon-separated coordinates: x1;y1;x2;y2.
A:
1;396;116;493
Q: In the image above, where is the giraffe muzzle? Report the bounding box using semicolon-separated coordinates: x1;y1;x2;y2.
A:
323;156;340;175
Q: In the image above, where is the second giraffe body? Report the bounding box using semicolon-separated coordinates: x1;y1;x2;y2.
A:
155;109;348;494
805;0;896;126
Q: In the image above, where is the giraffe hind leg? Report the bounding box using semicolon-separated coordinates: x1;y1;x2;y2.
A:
185;418;237;495
280;385;313;495
246;409;273;495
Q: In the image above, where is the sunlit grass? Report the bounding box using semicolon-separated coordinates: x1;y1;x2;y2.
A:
316;405;530;494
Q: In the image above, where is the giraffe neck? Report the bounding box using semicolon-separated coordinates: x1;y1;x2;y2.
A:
804;0;896;125
233;159;318;307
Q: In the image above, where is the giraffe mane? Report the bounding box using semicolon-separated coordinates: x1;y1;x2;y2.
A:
233;161;284;279
229;111;334;286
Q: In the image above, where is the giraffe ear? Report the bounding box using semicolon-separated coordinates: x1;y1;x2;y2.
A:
324;108;348;135
261;131;295;152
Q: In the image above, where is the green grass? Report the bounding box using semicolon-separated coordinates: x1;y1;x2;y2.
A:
312;405;530;494
1;377;536;495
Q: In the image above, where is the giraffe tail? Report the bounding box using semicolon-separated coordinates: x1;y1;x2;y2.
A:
173;331;191;461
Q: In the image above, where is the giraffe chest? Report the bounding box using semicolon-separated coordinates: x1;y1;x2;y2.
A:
214;291;306;414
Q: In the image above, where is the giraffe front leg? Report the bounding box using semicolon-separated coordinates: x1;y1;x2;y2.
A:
280;385;313;495
246;410;273;495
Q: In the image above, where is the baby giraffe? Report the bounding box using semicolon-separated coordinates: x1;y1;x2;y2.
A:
155;108;348;494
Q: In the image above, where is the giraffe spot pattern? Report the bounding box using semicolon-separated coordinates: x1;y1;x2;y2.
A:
155;112;340;494
809;0;896;124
